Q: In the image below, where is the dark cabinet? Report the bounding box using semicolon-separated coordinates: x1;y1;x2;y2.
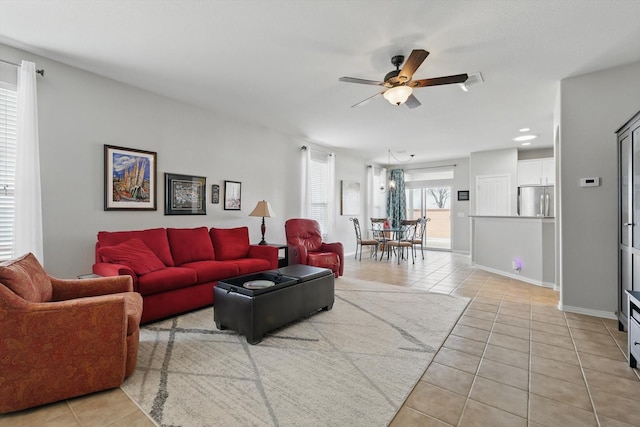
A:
617;110;640;330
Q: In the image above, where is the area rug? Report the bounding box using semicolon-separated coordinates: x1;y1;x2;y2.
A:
121;277;469;427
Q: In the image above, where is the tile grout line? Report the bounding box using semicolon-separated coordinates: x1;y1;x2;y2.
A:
565;312;602;427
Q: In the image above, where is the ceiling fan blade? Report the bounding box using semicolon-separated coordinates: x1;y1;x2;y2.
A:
339;76;385;86
398;49;429;82
351;91;384;108
405;94;421;109
410;73;469;88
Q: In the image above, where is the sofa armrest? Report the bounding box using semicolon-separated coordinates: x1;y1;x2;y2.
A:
0;293;127;413
248;245;278;269
321;242;344;276
50;275;134;301
93;262;138;285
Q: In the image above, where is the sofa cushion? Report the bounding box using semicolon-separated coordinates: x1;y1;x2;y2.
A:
180;260;240;283
210;227;250;260
97;238;166;275
0;253;52;303
167;227;215;265
98;228;174;267
136;267;197;296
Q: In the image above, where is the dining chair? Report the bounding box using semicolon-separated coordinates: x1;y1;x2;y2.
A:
370;217;389;260
386;219;418;264
412;216;431;259
350;218;379;260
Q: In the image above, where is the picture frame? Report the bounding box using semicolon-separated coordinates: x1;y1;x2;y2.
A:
458;190;470;201
164;173;206;215
340;180;360;215
211;184;220;204
224;180;241;210
104;145;157;211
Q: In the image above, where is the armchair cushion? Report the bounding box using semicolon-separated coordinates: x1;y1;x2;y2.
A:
167;227;215;265
210;227;250;260
0;253;52;303
97;238;166;275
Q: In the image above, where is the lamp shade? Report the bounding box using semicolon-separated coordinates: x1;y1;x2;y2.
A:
249;200;276;218
383;85;413;106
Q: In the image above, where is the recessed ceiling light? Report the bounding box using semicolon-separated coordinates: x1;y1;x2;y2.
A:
521;142;532;146
513;134;537;142
519;128;530;132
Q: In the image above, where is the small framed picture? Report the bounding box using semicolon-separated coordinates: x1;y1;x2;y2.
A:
211;184;220;204
164;173;206;215
224;180;241;210
457;190;470;201
104;145;157;211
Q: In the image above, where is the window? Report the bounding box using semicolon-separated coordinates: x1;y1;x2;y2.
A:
0;83;17;260
309;149;330;234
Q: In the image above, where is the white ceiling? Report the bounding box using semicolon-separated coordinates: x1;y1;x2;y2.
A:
2;0;640;164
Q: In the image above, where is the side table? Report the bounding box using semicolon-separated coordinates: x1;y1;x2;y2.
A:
266;243;288;268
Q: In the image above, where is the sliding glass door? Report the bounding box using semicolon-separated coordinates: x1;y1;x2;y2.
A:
406;186;451;250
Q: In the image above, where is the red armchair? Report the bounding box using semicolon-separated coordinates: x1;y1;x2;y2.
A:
0;253;143;413
285;218;344;277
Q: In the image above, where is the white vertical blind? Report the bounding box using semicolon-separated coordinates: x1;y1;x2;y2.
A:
0;83;17;260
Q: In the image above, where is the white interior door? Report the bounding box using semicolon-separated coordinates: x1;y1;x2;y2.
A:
476;174;510;216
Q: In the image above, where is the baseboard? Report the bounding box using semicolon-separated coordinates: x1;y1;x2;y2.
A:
452;250;470;256
472;264;555;289
559;304;617;320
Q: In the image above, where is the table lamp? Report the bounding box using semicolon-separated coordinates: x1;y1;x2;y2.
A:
249;200;276;245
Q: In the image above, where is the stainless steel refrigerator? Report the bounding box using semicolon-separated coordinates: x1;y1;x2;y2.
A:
518;186;554;217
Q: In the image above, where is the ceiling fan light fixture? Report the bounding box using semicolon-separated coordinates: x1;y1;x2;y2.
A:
383;85;413;106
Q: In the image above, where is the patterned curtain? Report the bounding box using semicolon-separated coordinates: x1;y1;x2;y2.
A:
386;169;406;228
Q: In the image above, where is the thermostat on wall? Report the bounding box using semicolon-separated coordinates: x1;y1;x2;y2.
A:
580;177;600;187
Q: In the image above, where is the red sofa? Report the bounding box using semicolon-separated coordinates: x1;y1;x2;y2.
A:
93;226;277;323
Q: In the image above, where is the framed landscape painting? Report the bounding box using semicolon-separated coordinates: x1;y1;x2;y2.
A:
340;180;360;215
104;145;157;211
164;173;206;215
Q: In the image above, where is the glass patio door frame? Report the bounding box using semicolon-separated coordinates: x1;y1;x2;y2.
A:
405;179;452;251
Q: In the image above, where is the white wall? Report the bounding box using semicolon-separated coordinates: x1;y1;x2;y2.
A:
1;43;367;278
559;60;640;317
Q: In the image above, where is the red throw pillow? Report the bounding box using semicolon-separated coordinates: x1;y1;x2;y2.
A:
210;227;250;260
98;238;166;275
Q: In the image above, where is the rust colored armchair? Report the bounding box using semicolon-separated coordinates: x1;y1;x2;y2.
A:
0;253;143;413
285;218;344;277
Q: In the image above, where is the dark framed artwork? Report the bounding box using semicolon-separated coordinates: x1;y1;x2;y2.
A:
340;180;360;215
224;180;241;210
211;184;220;204
104;145;157;211
164;173;206;215
458;190;470;201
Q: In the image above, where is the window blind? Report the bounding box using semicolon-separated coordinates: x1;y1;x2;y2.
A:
0;84;17;260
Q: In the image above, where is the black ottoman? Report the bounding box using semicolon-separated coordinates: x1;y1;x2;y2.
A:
214;265;334;344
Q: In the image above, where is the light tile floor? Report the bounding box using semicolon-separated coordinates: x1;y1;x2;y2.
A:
2;250;639;426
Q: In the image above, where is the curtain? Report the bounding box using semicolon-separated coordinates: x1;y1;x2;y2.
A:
386;169;406;228
300;146;311;217
14;61;43;262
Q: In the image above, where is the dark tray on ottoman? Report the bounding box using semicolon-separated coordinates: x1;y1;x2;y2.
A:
214;265;334;344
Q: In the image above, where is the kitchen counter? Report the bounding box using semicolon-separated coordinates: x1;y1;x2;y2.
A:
470;216;555;287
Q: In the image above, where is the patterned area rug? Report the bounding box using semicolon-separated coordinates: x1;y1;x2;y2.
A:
122;277;469;427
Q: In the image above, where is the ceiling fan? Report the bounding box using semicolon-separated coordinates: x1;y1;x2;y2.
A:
339;49;468;109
